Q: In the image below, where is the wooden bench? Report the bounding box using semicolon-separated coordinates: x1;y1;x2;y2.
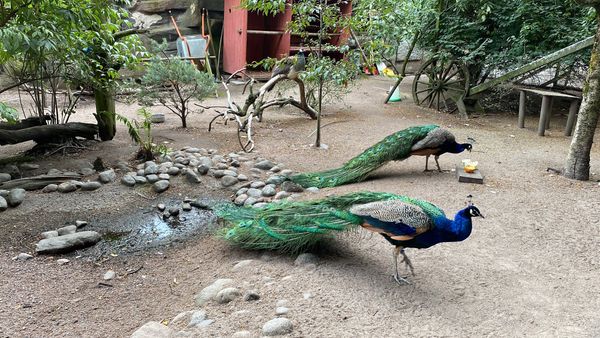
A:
517;88;581;136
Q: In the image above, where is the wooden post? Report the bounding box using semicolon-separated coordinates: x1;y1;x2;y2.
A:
565;99;580;136
545;97;554;129
538;95;552;136
518;90;526;128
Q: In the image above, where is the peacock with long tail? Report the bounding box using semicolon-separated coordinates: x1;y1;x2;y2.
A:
289;125;473;188
215;192;484;284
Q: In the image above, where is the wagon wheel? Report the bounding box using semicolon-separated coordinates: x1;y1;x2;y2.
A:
412;58;470;113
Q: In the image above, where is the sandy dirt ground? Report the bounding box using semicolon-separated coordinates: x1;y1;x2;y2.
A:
1;76;599;337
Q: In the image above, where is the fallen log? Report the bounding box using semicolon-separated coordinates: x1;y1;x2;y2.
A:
0;123;98;145
0;174;82;190
0;116;51;130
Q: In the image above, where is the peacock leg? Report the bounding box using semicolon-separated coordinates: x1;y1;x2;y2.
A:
399;248;415;276
434;155;442;172
423;155;432;172
393;246;410;285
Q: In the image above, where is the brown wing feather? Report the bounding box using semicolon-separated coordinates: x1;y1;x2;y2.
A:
410;128;455;151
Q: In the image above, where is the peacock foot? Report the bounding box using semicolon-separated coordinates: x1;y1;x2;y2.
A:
393;273;411;285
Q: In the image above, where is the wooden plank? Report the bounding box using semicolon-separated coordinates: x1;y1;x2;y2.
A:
470;36;594;96
457;166;484;184
538;96;552;136
565;100;580;136
518;87;579;99
518;90;526;128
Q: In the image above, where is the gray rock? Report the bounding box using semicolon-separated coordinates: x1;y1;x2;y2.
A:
234;194;248;206
75;220;88;228
237;174;248;181
153;180;170;193
98;169;116;184
103;270;116;280
198;156;213;168
2;164;20;178
58;182;78;193
69;180;83;188
157;204;166;211
212;154;225;162
167;167;180;175
197;165;210;175
194;278;233;306
144;165;159;175
236;188;248;196
13;253;33;261
274;191;291;200
80;181;102;191
262;186;276;197
306;187;320;193
20;163;39;171
208;149;218;154
216;163;229;170
116;161;130;172
244;197;258;206
182;203;192;211
0;173;11;183
35;231;101;254
121;175;136;187
295;253;319;266
254;202;268;208
0;189;8;197
246;188;262;198
7;188;26;207
80;167;96;176
174;163;186;169
137;169;145;176
187;310;208;327
262;318;293;336
232;331;253;338
185;147;201;153
232;259;254;271
47;168;62;175
243;290;260;301
270;166;281;173
57;225;77;236
222;169;237;177
280;169;294;176
190;199;210;209
0;196;7;212
197;319;214;327
221;175;238;187
134;176;147;184
41;184;58;193
146;174;159;183
174;157;190;165
151;113;165;123
185;169;201;183
275;307;289;315
250;181;266;188
255;160;276;170
215;287;241;304
276;299;288;307
57;258;70;265
266;175;286;185
169;207;180;216
281;181;304;193
41;230;59;239
212;170;225;178
230;160;241;168
130;321;173;338
158;173;170;180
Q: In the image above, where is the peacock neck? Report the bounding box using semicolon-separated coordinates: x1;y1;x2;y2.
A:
444;142;468;154
449;209;473;241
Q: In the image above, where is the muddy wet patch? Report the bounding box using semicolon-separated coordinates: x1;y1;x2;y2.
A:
82;196;226;258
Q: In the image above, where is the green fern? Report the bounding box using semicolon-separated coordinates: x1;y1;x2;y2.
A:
116;108;169;160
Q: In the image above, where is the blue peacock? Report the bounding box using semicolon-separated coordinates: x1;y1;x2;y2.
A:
215;192;484;284
289;125;473;188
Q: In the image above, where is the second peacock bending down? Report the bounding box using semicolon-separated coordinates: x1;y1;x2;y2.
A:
290;124;473;188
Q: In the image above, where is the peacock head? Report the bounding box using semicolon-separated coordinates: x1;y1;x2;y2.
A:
465;195;484;218
463;143;473;152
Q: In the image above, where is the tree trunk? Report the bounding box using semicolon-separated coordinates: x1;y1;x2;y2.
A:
0;123;98;145
94;88;116;141
565;14;600;180
0;116;48;130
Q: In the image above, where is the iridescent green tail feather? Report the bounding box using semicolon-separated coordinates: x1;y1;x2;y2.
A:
215;191;442;253
290;125;438;188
